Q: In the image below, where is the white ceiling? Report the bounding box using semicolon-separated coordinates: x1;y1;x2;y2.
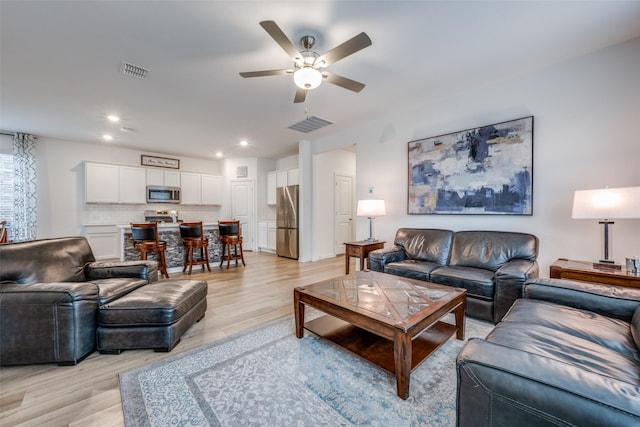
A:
2;1;640;160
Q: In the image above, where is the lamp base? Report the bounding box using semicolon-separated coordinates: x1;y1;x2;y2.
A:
362;238;378;242
593;261;622;271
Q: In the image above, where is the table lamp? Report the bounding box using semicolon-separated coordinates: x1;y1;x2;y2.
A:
572;186;640;268
357;199;386;242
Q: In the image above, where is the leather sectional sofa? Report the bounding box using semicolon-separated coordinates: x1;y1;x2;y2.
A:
0;236;207;365
369;228;539;323
457;277;640;426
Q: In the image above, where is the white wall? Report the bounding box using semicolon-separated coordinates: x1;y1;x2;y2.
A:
35;137;221;238
312;148;356;260
311;37;640;276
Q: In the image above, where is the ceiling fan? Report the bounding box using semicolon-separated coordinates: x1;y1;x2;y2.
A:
240;20;372;103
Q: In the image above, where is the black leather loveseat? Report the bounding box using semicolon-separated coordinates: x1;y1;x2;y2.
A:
457;277;640;426
0;237;158;365
369;228;539;323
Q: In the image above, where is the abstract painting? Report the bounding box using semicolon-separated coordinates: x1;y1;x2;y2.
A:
408;116;533;215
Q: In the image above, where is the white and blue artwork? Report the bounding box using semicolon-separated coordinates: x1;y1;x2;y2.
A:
408;116;533;215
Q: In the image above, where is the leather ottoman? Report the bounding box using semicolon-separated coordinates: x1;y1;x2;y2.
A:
96;279;207;353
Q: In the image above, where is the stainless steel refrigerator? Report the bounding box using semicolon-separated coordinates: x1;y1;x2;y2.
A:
276;185;299;259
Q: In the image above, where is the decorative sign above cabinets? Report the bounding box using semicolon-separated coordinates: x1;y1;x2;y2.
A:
141;155;180;169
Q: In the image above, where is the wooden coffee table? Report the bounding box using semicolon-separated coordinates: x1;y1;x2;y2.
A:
294;271;466;399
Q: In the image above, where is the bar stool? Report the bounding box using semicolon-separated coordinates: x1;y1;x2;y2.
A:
0;221;7;243
219;220;245;269
131;223;169;279
179;221;211;274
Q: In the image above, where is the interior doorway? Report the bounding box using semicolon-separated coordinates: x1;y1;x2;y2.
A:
334;174;353;255
230;180;255;250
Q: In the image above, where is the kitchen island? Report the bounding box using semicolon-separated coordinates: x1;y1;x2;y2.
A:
117;223;222;273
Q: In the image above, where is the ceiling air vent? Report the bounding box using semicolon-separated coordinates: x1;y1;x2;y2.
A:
288;116;333;133
120;61;148;79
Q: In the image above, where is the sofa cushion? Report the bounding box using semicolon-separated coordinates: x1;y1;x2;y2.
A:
430;266;494;299
449;231;538;271
632;306;640;351
503;299;638;359
385;260;440;280
486;320;640;385
393;228;453;264
92;278;148;305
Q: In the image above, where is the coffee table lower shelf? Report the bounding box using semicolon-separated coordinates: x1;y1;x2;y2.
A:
304;315;457;374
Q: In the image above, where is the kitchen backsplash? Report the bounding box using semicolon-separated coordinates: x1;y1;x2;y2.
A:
83;204;220;225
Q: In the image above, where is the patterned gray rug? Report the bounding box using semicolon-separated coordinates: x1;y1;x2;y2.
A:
120;313;493;426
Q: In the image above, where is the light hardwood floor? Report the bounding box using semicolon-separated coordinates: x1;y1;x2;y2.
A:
0;251;345;427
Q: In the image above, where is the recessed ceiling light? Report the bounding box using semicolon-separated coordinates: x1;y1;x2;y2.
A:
215;152;223;157
102;134;114;141
107;115;120;122
240;140;248;147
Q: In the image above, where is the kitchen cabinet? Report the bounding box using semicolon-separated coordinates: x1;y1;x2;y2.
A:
85;163;119;203
287;168;299;186
181;172;222;205
84;225;119;260
276;171;288;188
85;162;145;204
266;172;277;205
119;166;147;204
146;169;180;187
258;221;276;252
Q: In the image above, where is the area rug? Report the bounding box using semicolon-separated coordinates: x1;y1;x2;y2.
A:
120;313;493;427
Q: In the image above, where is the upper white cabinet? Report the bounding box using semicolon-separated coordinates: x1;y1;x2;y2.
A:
201;173;222;205
146;169;180;187
85;162;146;204
119;166;147;204
266;172;277;205
85;163;119;203
181;172;222;205
267;168;298;205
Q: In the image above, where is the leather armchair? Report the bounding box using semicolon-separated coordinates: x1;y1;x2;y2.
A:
0;237;157;365
457;278;640;426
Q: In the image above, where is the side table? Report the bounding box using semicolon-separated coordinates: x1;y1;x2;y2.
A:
344;241;385;274
549;258;640;289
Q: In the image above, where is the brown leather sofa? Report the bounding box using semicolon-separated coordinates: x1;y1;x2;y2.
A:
457;278;640;426
369;228;539;323
0;237;158;365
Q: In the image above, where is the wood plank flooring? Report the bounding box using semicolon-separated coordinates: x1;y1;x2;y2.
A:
0;251;345;427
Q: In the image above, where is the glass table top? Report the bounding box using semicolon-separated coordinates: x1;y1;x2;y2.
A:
301;271;463;323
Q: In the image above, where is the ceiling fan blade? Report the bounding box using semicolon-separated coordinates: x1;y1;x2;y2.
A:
324;72;366;93
259;20;301;59
293;87;307;103
239;69;291;78
316;32;372;66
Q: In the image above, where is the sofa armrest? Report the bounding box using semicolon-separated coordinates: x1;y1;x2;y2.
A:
0;282;99;365
493;259;539;323
457;339;640;427
368;246;406;272
524;277;640;321
85;260;158;283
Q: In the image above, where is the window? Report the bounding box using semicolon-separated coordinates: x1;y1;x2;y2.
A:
0;153;14;239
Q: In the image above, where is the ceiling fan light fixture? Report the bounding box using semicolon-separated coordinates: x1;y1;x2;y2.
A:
294;67;322;90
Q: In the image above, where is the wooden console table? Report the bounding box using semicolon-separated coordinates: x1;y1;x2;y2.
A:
549;258;640;289
344;241;385;274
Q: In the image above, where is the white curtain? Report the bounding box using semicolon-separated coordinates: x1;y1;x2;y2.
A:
12;133;37;241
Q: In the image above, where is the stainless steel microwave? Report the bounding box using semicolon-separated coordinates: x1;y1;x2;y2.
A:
146;186;181;204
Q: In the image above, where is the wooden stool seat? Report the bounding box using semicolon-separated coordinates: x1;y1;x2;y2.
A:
131;223;169;279
219;220;245;269
179;222;211;275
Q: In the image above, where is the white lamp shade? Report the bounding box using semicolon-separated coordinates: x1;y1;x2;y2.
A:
572;187;640;219
357;199;386;217
293;67;322;90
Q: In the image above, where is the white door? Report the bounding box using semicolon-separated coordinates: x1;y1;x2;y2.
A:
334;174;353;255
231;180;255;250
